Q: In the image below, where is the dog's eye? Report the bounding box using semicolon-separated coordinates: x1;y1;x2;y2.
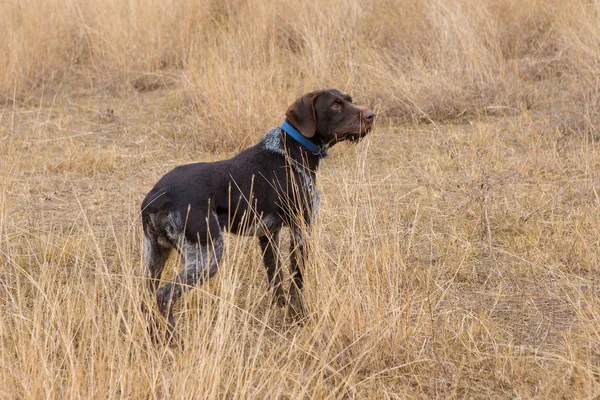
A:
330;103;342;110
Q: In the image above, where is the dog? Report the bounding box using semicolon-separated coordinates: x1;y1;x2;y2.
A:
141;89;374;338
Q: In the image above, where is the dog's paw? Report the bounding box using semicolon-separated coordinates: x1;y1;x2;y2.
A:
147;317;184;350
144;308;183;348
286;299;310;325
145;313;162;344
273;293;287;308
286;309;311;326
140;300;152;314
165;325;184;350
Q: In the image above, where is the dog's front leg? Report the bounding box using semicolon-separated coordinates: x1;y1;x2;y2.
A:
288;227;308;322
259;230;286;307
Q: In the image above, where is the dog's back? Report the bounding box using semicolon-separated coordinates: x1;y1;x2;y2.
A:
141;141;288;238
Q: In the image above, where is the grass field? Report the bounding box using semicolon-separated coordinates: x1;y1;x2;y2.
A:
2;0;600;398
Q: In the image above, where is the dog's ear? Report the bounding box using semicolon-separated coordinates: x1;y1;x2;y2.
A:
285;92;320;138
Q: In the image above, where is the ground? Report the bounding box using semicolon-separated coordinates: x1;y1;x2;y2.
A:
2;84;599;398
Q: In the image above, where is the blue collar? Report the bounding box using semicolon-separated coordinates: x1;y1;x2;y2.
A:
280;120;327;158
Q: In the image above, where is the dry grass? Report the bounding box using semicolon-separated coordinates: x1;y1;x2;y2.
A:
2;0;600;398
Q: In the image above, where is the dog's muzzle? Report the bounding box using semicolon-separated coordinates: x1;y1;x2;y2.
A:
354;110;375;141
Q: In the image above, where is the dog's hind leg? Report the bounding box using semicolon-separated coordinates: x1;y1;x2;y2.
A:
143;232;171;294
141;227;174;342
155;212;223;328
259;229;286;307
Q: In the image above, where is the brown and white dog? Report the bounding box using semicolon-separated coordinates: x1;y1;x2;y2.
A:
141;89;374;340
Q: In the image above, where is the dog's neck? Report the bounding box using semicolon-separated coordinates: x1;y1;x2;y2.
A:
280;120;328;159
262;127;321;173
282;133;321;172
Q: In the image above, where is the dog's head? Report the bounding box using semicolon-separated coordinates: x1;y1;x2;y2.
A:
285;89;375;147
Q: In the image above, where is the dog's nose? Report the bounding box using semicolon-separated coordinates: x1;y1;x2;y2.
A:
363;111;375;121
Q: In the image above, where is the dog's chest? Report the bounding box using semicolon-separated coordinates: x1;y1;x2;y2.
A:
262;126;320;219
298;168;320;220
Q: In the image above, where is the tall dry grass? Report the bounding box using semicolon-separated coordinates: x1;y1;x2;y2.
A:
2;0;600;398
3;0;600;143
